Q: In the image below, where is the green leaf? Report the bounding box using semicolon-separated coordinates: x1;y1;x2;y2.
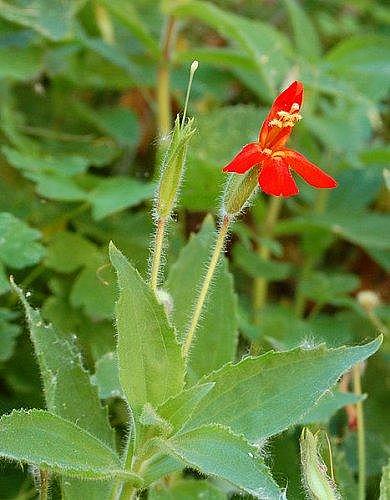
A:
0;409;140;482
166;216;238;381
380;459;390;500
0;0;86;41
85;106;140;149
0;46;43;81
109;242;184;412
283;0;321;60
89;177;154;220
163;424;281;498
182;105;260;212
70;259;116;320
299;391;363;425
158;383;215;433
183;337;381;441
92;352;123;400
45;231;99;273
299;271;360;306
2;145;89;176
167;0;288;100
96;0;159;57
0;309;21;362
11;281;115;448
0;212;45;269
326;35;390;100
233;242;292;281
149;479;225;499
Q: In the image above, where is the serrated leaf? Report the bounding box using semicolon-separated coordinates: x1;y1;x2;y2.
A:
149;478;225;499
183;338;381;441
109;243;184;412
163;424;281;498
0;212;45;269
11;281;114;448
89;177;154;220
0;409;140;482
166;216;237;381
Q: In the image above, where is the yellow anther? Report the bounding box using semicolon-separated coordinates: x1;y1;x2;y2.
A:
262;148;272;155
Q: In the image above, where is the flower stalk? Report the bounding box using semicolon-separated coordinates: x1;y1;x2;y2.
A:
182;214;231;358
353;364;366;500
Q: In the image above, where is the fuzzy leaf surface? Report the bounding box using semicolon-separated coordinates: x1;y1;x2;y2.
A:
163;424;281;498
183;338;381;441
166;216;237;381
109;242;184;411
0;409;139;482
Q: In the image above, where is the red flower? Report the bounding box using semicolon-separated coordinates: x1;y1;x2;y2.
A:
223;81;337;197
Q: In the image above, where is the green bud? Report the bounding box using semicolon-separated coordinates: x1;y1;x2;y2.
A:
221;167;258;217
300;428;340;500
155;116;196;219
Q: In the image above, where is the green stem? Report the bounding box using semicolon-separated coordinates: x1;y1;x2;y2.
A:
252;196;283;320
294;189;330;318
39;470;49;500
182;215;230;358
353;364;366;500
150;218;166;291
157;16;176;137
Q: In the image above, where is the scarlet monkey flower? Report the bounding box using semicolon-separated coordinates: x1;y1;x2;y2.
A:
223;81;337;197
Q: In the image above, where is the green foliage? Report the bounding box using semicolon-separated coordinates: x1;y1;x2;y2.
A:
0;409;139;481
0;0;388;497
109;243;184;412
163;424;281;497
166;216;237;381
183;338;381;441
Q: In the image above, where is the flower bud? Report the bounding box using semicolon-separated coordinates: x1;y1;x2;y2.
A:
221;167;258;217
300;428;340;500
155;116;196;219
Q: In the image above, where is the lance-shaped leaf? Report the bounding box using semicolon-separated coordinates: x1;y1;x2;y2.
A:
0;409;142;484
183;338;381;441
166;216;238;381
162;424;281;498
109;242;184;412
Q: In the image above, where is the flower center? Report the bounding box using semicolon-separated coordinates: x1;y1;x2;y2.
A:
268;102;302;129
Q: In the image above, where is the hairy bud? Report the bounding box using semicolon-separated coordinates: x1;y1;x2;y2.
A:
221;167;258;217
155;116;196;219
300;428;340;500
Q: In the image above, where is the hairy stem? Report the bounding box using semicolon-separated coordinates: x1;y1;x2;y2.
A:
39;470;49;500
150;218;166;290
157;16;176;137
182;215;230;358
252;196;283;320
353;364;366;500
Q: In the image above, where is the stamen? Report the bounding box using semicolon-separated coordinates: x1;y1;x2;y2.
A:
291;102;300;112
262;148;272;155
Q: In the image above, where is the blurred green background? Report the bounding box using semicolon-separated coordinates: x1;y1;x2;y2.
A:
0;0;388;498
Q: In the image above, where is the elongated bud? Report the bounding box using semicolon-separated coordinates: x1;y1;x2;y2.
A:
300;428;340;500
221;167;258;217
155;116;196;219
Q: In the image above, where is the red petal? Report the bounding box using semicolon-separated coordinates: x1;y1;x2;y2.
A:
259;81;304;147
223;143;264;174
284;149;338;189
258;156;299;197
